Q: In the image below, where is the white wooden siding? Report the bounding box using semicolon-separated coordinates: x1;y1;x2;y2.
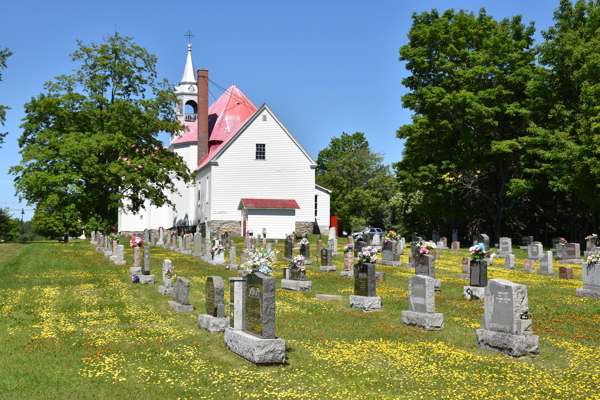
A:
171;143;196;227
210;108;315;224
195;166;211;225
247;209;295;239
315;185;331;230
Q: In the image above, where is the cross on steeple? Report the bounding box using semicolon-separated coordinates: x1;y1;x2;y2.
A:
184;30;195;44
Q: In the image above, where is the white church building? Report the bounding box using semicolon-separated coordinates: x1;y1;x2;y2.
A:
118;44;331;238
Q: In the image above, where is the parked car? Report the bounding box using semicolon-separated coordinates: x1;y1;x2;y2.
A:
352;227;384;240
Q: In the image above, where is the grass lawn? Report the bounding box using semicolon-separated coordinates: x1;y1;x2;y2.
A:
0;237;598;399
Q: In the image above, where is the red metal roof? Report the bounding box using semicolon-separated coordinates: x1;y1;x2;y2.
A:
173;85;257;149
239;199;300;209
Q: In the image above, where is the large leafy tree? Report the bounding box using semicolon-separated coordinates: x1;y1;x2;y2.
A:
10;33;194;229
316;132;395;233
519;0;600;241
0;47;12;148
0;208;19;242
395;9;537;242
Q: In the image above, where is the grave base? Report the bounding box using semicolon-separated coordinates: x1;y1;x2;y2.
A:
110;255;117;261
349;295;381;312
463;286;485;300
524;268;537;274
139;275;155;284
115;260;127;265
401;310;444;331
576;288;600;299
519;246;528;251
280;279;312;292
458;273;470;280
129;267;142;275
340;270;354;278
319;265;336;272
224;328;285;364
182;250;192;255
103;250;112;258
198;314;229;333
158;286;173;295
316;294;343;301
476;329;540;358
95;246;105;252
378;260;401;267
434;279;441;291
167;301;195;313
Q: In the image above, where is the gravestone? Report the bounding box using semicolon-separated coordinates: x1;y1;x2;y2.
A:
342;250;354;277
528;244;543;260
284;238;293;259
499;237;512;257
452;241;460;252
243;272;276;338
281;259;312;292
436;241;444;251
244;235;250;250
316;239;323;255
478;234;490;251
91;231;97;244
157;228;164;246
460;257;471;279
452;229;458;243
555;243;565;260
562;243;582;264
559;266;572;280
228;277;246;330
158;259;173;295
224;271;285;364
198;276;229;333
240;249;250;267
349;262;380;311
320;248;335;272
354;241;367;256
229;246;237;269
328;239;336;256
382;240;400;266
523;259;536;273
576;262;600;299
464;260;487;299
440;237;448;248
348;236;353;245
432;231;439;243
402;275;444;330
328;227;337;249
204;238;211;262
476;279;539;357
552;237;561;249
540;251;553;276
300;242;310;259
416;254;436;279
398;238;405;256
143;229;149;245
168;277;195;312
522;236;533;246
132;247;141;275
115;245;126;265
212;247;225;264
142;246;151;275
504;254;516;270
372;234;381;247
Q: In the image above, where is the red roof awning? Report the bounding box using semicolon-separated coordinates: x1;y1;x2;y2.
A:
238;199;300;210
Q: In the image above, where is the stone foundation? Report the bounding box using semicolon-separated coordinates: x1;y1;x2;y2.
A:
402;310;444;331
208;220;242;237
295;221;313;236
349;295;381;311
280;279;312;292
224;328;286;364
198;314;230;333
576;288;600;299
476;329;540;357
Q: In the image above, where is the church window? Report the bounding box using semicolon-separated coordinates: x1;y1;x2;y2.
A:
206;176;209;203
315;195;318;217
256;144;266;160
262;114;267;121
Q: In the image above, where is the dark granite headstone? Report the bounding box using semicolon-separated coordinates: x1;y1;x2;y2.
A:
470;260;488;287
478;234;490;251
354;262;376;297
564;243;580;260
205;276;225;317
243;272;276;339
173;277;190;305
290;265;307;281
416;254;436;279
285;238;293;259
320;248;332;266
354;241;367;256
521;236;533;246
143;246;151;275
300;243;310;259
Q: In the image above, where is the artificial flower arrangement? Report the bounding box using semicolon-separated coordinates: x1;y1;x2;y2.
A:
166;265;176;281
560;238;568;244
130;236;144;247
290;255;306;271
469;243;489;261
211;243;224;257
299;238;309;246
108;233;120;241
586;251;599;265
357;246;377;264
585;234;599;245
419;241;437;255
132;276;140;283
344;244;354;254
241;247;280;275
383;230;397;243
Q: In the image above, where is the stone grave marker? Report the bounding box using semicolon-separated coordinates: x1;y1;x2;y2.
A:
464;260;487;300
157;228;164;246
402;275;444;330
243;272;276;338
540;251;553;276
142;246;151;274
229;246;237;269
562;243;581;264
285;238;293;259
349;262;381;311
372;234;381;247
440;237;447;248
194;232;202;257
460;257;471;279
204;238;211;261
436;241;444;251
244;235;250;250
478;234;490;251
158;259;173;295
416;254;436;279
522;236;533;246
320;248;335;272
143;229;149;244
559;266;572;280
452;229;458;243
348;236;354;245
528;244;543;260
555;243;565;260
504;254;516;270
551;237;561;249
523;259;536;273
198;276;229;333
499;237;512;257
168;277;195;312
476;279;539;357
577;262;600;299
228;277;246;330
115;245;126;265
452;241;460;252
91;231;96;244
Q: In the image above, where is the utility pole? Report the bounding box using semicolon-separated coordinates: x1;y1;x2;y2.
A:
20;208;24;243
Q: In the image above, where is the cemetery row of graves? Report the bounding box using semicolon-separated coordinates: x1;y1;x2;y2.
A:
0;229;598;399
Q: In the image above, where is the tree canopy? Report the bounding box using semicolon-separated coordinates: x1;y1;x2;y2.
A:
10;33;194;231
316;132;395;233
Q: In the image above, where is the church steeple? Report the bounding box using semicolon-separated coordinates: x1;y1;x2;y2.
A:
180;43;196;85
175;43;198;123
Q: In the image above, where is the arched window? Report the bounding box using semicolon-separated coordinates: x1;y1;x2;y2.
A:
185;100;197;121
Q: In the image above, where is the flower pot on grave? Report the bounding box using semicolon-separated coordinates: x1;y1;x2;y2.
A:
290;266;307;281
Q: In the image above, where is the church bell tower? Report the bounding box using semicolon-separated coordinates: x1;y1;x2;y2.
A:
175;43;198;123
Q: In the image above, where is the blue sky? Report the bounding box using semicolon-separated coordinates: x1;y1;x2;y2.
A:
0;0;560;220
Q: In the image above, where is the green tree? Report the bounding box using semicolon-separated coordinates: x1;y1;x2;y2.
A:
32;206;80;239
0;47;12;148
10;33;194;229
0;208;19;242
395;9;537;242
316;132;395;233
517;0;600;241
